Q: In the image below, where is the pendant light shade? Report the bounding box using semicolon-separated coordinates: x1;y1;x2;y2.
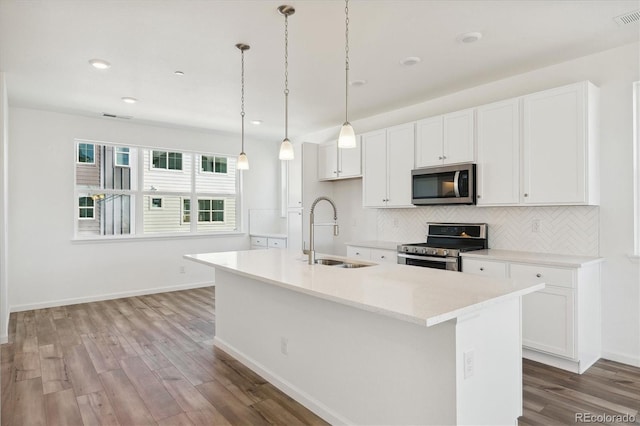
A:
236;43;250;170
338;0;356;149
338;122;356;148
278;5;295;161
279;138;294;160
237;152;249;169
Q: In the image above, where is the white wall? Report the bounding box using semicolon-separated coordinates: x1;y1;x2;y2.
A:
7;107;281;313
0;73;8;342
304;42;640;366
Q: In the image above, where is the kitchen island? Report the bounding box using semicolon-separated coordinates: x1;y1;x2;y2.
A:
185;249;544;425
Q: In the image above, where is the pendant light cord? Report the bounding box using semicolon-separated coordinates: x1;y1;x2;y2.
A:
345;0;350;123
241;47;245;153
284;12;290;140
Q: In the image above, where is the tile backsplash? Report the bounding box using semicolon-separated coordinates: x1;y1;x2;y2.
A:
377;206;599;256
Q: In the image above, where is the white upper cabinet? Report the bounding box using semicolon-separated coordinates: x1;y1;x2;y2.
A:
362;124;414;208
522;81;599;205
318;138;361;181
476;98;520;205
415;109;474;168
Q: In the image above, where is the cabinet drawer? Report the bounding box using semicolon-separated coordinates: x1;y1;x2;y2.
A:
371;248;396;264
510;264;574;288
268;238;286;249
462;259;508;278
346;246;371;260
250;237;267;247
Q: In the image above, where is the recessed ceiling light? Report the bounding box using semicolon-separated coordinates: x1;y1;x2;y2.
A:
349;79;367;87
89;59;111;70
174;71;185;76
121;97;138;104
457;32;483;44
399;56;421;66
250;120;263;125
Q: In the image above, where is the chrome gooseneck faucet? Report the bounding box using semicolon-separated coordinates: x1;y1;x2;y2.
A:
305;196;339;265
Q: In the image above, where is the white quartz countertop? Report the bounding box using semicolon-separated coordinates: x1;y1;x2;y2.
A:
185;249;543;328
460;249;604;268
344;240;401;251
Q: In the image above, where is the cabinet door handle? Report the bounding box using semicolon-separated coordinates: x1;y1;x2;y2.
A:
298;201;302;204
381;255;385;259
443;155;447;159
524;193;529;197
438;156;443;160
333;170;337;174
338;170;342;173
536;273;542;278
480;267;484;271
477;195;481;199
356;252;360;255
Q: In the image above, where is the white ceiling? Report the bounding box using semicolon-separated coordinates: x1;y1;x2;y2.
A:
1;0;639;141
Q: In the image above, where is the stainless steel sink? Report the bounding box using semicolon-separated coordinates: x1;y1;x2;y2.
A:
338;263;370;268
314;258;371;268
314;258;345;266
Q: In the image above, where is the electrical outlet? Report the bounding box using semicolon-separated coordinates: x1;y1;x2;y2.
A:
463;350;474;379
532;219;540;233
179;266;186;274
280;337;289;356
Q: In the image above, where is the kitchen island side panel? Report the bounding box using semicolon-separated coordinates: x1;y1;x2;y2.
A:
214;269;458;425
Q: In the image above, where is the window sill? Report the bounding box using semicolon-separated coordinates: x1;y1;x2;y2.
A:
72;231;246;244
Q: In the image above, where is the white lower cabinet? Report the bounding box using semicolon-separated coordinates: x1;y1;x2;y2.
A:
346;246;396;264
251;236;287;250
462;257;600;373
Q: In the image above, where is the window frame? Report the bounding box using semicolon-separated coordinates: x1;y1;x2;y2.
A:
78;196;95;220
77;143;95;165
149;197;164;210
200;155;228;174
74;139;241;240
114;147;131;167
151;150;183;171
196;198;225;223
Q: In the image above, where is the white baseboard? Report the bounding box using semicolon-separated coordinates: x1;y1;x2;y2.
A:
601;351;640;368
214;336;351;426
9;281;215;313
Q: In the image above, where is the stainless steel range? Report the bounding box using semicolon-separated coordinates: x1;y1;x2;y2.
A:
397;223;488;271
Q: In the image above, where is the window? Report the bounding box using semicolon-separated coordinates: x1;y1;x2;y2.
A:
182;199;191;223
77;143;95;164
197;199;224;222
152;151;182;170
115;147;130;167
201;155;227;173
150;197;163;209
78;196;95;219
74;140;239;238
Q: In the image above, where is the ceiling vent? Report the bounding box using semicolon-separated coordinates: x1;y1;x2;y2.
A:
614;9;640;26
102;113;132;120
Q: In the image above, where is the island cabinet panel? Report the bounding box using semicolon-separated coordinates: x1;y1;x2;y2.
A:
212;269;523;426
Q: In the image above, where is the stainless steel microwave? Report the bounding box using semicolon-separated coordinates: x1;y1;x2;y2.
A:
411;163;476;205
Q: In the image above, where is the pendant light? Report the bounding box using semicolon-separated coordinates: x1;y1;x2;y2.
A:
338;0;356;149
236;43;250;170
278;5;295;161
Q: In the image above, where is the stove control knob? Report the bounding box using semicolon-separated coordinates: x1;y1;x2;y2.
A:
402;246;409;253
428;249;435;255
442;250;449;256
420;248;427;255
411;247;418;254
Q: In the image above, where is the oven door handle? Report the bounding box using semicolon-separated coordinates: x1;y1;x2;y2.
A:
453;171;461;198
397;253;458;263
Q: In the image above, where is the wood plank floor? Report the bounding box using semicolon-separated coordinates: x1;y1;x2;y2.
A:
1;287;327;426
1;287;639;425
